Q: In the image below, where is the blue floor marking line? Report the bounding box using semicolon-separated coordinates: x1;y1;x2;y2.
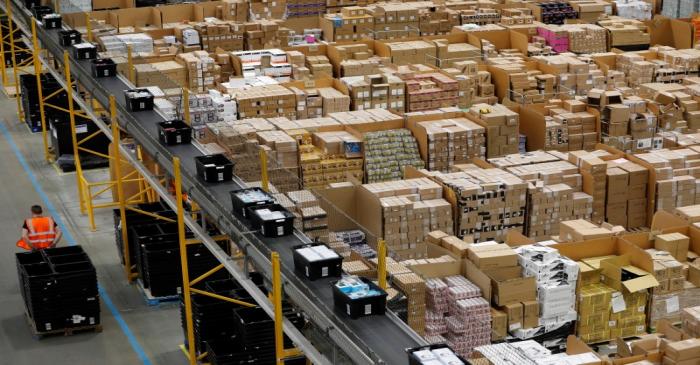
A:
0;121;154;365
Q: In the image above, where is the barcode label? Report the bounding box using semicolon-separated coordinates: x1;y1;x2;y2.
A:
218;172;224;181
322;267;328;277
277;226;283;236
364;304;372;315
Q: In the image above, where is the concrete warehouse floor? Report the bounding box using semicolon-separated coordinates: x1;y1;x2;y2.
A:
0;95;187;365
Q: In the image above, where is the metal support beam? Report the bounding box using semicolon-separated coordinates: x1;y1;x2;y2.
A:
63;51;87;218
175;157;197;365
272;251;286;365
31;18;48;161
378;239;387;290
111;95;133;283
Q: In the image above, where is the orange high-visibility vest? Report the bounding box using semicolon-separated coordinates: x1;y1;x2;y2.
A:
17;217;56;250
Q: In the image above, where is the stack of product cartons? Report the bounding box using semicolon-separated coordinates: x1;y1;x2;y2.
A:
577;281;615;343
489;152;594;240
682;306;700;338
417;118;486;172
421;166;527;242
467;103;519;158
365;3;421;40
544;100;597;151
320;7;374;42
567;151;607;223
605;159;649;228
393;272;426;335
341;74;405;113
597;16;651;48
363;129;424;183
299;130;363;188
384;41;436;65
228;84;297;120
423;275;490;358
616;53;656;87
514;245;578;337
305;56;333;78
459;8;500;25
286;190;329;241
432;40;481;68
557;219;624;242
402;70;462;112
335;44;386;77
175;51;221;93
634;148;700;213
418;6;460;36
249;0;287;19
193;21;245;52
286;0;326;17
99;34;154;55
538;24;607;54
133;61;187;89
244;20;292;50
532;55;600;96
362;178;452;256
256;130;299;169
645;247;686;327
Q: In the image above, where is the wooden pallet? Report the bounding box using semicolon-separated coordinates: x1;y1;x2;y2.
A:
25;311;102;340
136;279;180;306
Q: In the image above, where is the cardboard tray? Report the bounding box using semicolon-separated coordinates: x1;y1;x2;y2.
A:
158;119;191;146
332;276;387;319
194;153;234;183
229;187;275;218
246;203;295;238
292;243;343;281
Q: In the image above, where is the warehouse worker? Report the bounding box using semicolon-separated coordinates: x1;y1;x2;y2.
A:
16;205;62;251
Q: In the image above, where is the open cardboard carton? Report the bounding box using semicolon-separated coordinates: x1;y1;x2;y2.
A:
599;255;659;294
608;319;692;365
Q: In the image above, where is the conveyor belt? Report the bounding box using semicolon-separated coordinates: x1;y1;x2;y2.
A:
14;3;425;364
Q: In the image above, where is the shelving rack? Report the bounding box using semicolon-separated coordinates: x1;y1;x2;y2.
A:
2;0;427;363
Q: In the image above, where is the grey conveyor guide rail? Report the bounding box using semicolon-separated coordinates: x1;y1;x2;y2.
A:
6;1;425;363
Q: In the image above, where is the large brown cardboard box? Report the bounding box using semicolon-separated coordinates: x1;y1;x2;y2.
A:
486;266;536;306
665;338;700;361
467;243;518;269
522;300;539;328
502;302;523;331
491;308;507;341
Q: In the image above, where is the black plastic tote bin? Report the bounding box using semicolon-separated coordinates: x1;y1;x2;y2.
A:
246;204;294;237
332;277;387;319
293;243;342;280
42;14;61;29
124;88;154;112
158;119;191;145
91;58;116;78
195;154;233;183
230;188;274;218
73;43;97;60
58;30;81;46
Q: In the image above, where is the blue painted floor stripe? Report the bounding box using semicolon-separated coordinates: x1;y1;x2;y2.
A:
0;121;154;365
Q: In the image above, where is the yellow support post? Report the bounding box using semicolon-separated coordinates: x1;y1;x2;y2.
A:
260;149;269;192
377;239;387;290
0;11;6;87
85;13;93;43
127;45;134;84
32;19;49;162
63;51;87;218
7;0;22;121
182;88;190;124
111;95;133;283
272;251;285;365
174;157;196;365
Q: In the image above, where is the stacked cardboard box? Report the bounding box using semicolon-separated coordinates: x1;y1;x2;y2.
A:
467;103;519;158
444;278;491;357
305;55;333;79
490;152;594;235
432;40;481;69
605;159;649;228
175;51;221;93
393;272;427;335
616;53;656;87
249;0;287;20
647;247;685;297
133;61;187;90
538;24;607;54
193;21;245;52
543;101;595;150
514;245;578;336
567;151;607;222
365;2;422;40
569;0;611;23
320;8;374;42
634;148;700;213
682;306;700;338
414;118;485;172
665;338;700;365
229;84;297;120
384;41;436;66
99;34;154;55
557;219;624;242
286;0;326;17
244;20;292;50
341;74;405;113
577;281;615;343
256;130;299;169
597;16;651;48
300;130;363;188
361;178;452;254
285;190;329;241
418;6;460;36
335;44;386;77
363;129;424;183
422;166;527;242
459;8;500;25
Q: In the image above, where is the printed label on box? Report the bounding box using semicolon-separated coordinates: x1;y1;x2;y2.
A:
667;296;679;313
612;292;626;313
277;226;283;236
364;304;372;315
322;266;329;277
